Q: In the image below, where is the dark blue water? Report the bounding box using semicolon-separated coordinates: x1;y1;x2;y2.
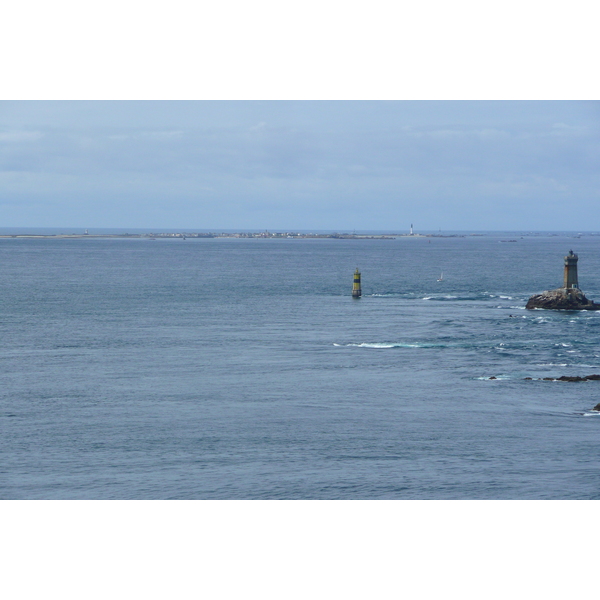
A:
2;233;600;499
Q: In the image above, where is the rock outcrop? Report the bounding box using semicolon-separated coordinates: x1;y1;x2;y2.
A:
525;288;600;310
522;374;600;381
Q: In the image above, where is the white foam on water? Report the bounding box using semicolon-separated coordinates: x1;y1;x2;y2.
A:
345;342;399;348
351;342;415;349
338;342;446;349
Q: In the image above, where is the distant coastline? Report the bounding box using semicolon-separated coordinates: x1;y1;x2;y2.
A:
1;230;597;240
0;231;470;240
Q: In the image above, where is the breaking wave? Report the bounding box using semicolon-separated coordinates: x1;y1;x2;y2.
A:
334;342;449;349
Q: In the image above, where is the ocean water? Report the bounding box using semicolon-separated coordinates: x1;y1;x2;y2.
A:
2;233;600;499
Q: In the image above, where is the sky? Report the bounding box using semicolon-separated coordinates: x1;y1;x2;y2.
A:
0;100;599;231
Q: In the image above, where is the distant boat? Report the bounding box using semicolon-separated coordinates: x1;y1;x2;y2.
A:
437;272;444;282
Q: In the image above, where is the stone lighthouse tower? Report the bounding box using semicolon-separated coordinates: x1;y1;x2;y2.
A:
564;250;579;290
526;251;599;310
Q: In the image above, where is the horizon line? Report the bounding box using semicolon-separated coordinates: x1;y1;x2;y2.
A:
0;227;597;234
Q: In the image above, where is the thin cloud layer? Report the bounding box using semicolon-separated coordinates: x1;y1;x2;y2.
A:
0;101;598;230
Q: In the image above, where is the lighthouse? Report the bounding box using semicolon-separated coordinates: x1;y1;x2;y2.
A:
526;251;599;310
564;250;579;290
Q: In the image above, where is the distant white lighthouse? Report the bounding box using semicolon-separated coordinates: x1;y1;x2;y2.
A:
409;224;413;235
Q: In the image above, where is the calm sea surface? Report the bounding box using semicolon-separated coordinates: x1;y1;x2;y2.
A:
2;233;600;499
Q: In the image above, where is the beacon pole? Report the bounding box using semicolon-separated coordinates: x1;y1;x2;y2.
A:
352;268;361;298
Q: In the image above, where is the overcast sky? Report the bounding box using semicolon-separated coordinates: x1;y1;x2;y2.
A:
1;101;598;231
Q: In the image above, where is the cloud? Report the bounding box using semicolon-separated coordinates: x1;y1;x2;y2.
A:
549;122;587;136
0;130;43;142
476;128;511;139
139;130;184;140
423;128;468;139
0;101;599;229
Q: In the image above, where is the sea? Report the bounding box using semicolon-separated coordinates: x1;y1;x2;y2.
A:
2;231;600;500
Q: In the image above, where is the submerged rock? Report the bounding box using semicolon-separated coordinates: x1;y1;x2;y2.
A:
525;288;600;310
593;404;600;411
